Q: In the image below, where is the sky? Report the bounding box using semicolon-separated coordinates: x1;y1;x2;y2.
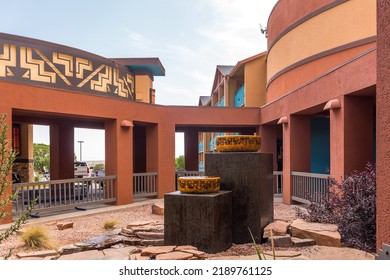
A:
2;0;277;160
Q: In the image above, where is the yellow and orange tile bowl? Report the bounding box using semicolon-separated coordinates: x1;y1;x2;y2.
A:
178;176;220;194
216;135;261;152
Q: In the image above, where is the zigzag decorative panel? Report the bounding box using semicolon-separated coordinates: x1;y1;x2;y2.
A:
0;34;135;100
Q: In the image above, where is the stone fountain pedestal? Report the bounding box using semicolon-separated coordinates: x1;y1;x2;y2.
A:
205;152;273;243
164;190;232;253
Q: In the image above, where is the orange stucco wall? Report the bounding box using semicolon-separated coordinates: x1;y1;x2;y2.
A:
267;0;376;102
377;0;390;251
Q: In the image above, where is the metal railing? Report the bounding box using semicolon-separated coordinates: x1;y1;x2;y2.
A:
291;171;330;204
12;176;116;216
175;170;205;189
133;172;158;198
273;171;283;195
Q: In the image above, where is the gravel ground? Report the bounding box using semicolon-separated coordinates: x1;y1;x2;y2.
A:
0;202;297;258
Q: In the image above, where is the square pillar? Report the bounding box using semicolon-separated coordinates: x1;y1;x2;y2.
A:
156;122;175;197
282;115;311;205
50;122;74;180
164;191;232;253
205;152;273;243
260;124;278;171
184;129;199;171
329;96;375;181
105;119;133;205
377;0;390;250
0;106;12;224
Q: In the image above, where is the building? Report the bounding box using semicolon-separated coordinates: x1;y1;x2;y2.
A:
197;53;267;171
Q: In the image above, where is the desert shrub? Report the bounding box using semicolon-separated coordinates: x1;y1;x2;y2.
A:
21;225;53;249
102;219;118;230
0;114;36;259
297;162;376;253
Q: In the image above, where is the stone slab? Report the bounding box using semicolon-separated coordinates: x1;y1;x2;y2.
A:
290;219;341;247
263;220;291;238
141;239;165;246
205;152;273;243
152;203;164;216
17;250;58;259
140;246;176;257
57;250;105;260
291;237;316;247
57;221;74;230
164;191;232;253
267;235;293;247
156;251;194;260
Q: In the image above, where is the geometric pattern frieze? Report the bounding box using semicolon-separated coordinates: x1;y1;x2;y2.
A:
0;37;134;100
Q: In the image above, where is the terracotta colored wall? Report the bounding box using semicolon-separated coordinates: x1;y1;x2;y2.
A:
267;0;376;101
261;49;376;125
376;0;390;250
267;42;376;102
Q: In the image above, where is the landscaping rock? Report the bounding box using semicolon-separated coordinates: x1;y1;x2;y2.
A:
141;239;165;246
126;221;154;228
57;250;105;260
290;219;341;247
179;249;207;259
102;246;137;260
122;237;143;246
156;251;193;260
132;225;164;233
120;228;136;237
263;220;290;238
57;221;74;230
292;237;316;247
75;234;125;250
267;235;293;247
174;245;198;251
263;250;302;258
136;231;164;240
152;203;164;216
17;250;58;259
129;253;150;260
140;246;176;257
60;245;84;255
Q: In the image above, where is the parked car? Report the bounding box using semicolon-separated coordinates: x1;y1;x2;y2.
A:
74;161;90;178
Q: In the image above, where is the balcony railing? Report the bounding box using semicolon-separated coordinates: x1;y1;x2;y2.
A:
291;171;330;205
273;171;283;195
12;176;116;217
133;172;158;199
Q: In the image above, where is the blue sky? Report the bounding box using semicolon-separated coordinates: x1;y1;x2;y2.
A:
2;0;277;160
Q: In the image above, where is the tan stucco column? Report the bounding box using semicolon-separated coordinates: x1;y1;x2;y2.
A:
282;115;311;205
105;119;133;205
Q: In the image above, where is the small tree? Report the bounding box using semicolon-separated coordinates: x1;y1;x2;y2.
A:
33;143;50;173
0;114;35;258
175;155;185;170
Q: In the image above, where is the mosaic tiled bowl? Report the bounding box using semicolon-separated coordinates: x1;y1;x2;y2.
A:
178;176;220;194
216;135;261;152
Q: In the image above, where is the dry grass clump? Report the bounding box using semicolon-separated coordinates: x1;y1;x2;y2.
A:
102;219;118;230
20;225;53;250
